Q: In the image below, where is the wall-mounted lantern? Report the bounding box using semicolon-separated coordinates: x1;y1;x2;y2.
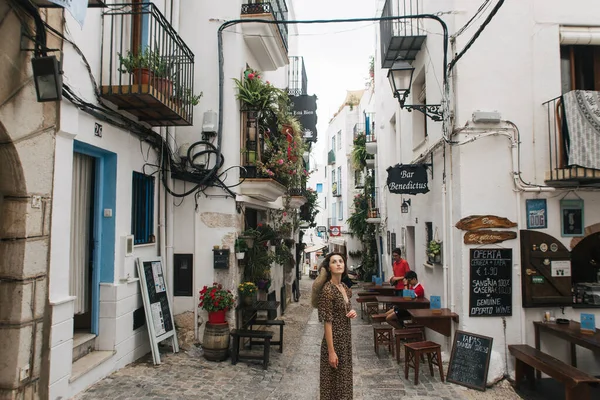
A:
401;199;411;214
31;55;62;102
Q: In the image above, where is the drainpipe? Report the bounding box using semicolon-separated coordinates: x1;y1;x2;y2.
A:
165;128;175;309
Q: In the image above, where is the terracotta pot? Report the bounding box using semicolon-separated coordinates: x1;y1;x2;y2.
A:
132;68;152;85
154;77;173;97
207;310;227;324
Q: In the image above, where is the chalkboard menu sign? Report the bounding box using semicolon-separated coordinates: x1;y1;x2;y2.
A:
469;249;512;317
447;330;493;391
137;257;179;365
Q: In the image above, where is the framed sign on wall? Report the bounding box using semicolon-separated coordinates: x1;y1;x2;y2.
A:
560;199;584;237
526;199;547;229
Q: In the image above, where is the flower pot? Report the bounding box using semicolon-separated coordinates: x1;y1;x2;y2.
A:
132;68;152;85
207;310;227;324
240;293;256;306
154;77;173;97
236;252;245;260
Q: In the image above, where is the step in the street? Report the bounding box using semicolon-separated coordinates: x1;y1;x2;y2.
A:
70;350;114;383
72;332;96;363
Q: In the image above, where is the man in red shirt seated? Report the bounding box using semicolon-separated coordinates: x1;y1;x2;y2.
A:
384;271;425;329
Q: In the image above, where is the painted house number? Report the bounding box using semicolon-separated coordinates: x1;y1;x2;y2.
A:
94;122;103;137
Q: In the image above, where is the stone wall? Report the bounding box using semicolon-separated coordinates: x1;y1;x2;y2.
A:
0;3;62;399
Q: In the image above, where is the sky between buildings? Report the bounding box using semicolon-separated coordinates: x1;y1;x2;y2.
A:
293;0;378;161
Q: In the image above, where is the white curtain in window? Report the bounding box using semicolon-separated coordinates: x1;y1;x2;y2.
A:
70;153;94;315
560;27;600;45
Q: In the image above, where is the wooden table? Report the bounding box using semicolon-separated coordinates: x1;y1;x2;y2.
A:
534;320;600;379
408;308;459;337
368;286;398;296
375;296;430;309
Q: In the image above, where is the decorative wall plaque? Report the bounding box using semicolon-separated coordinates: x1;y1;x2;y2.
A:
456;215;517;231
463;230;517;245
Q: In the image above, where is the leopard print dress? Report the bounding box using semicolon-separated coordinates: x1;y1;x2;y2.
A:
318;281;353;400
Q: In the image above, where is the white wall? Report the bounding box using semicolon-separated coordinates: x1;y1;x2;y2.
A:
371;0;600;380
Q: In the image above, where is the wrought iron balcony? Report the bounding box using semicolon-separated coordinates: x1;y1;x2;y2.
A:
241;0;289;71
543;92;600;187
328;150;336;165
100;3;195;126
238;110;286;201
353;123;365;140
288;56;307;96
380;0;426;68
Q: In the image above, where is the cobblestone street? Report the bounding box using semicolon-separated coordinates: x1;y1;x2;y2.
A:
75;278;526;400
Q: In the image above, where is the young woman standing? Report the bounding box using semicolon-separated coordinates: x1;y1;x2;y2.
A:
311;252;357;400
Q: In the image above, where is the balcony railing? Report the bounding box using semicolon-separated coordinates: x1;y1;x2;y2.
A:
353;123;365;140
240;110;278;181
288;56;307;96
543;92;600;186
100;3;195;126
328;150;336;165
241;0;289;51
380;0;426;68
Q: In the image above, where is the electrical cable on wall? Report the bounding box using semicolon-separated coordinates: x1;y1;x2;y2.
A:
14;2;245;201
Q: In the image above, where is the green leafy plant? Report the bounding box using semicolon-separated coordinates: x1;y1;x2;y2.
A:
174;86;203;106
233;67;282;111
427;240;442;258
235;238;248;253
242;223;276;284
198;283;234;312
118;48;174;78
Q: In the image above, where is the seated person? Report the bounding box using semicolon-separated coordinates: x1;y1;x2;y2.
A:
384;271;425;329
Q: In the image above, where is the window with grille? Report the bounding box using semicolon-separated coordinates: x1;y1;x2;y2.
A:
338;201;343;220
132;171;155;244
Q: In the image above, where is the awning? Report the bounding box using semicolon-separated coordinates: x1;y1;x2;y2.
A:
328;237;346;246
304;244;328;253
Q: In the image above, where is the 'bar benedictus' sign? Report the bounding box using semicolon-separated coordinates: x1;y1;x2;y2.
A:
386;164;429;195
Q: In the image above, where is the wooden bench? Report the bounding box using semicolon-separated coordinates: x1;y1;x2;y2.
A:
248;318;285;353
509;344;600;400
230;329;274;370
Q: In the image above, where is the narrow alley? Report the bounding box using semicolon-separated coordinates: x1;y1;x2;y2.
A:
74;278;527;400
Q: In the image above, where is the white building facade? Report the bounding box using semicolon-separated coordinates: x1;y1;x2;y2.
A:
372;0;600;383
0;1;308;399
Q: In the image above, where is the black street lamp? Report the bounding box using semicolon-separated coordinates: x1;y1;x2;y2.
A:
31;55;62;102
388;59;442;122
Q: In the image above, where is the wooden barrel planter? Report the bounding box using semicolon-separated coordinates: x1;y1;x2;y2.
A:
202;322;230;361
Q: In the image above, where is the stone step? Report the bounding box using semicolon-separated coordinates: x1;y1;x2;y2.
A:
72;332;96;363
70;350;114;383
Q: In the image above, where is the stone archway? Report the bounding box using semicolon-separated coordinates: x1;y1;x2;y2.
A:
0;121;35;398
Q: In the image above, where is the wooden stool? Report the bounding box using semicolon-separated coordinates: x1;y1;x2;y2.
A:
404;341;444;385
394;328;426;364
403;323;427;340
373;325;394;355
365;302;380;322
357;296;377;319
371;313;388;324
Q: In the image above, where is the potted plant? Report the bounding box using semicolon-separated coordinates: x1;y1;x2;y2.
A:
173;86;203;108
198;283;234;324
427;240;442;264
237;281;257;306
118;49;152;84
235;238;248;260
118;48;174;96
233;66;282;111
